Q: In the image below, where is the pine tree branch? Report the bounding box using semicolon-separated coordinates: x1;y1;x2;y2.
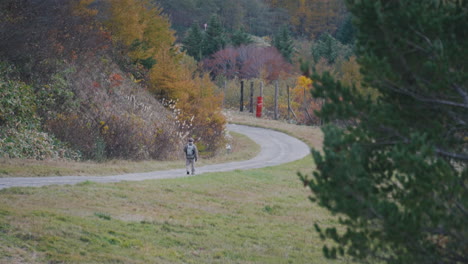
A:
453;83;468;105
447;111;467;126
435;147;468;161
382;80;468;110
456;201;468;217
376;125;468;161
380;26;468;110
411;28;435;50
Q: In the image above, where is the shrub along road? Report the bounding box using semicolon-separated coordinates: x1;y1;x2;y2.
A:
0;124;310;189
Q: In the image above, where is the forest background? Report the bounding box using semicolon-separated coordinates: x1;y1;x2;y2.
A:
0;0;358;162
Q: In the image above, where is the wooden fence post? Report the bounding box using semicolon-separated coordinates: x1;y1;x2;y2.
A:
287;85;290;120
274;80;279;120
260;81;264;97
240;80;244;112
249;81;254;113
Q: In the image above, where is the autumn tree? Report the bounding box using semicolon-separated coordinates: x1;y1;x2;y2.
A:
0;0;199;161
291;75;323;125
268;0;347;38
302;1;467;263
149;50;226;153
203;47;239;79
203;45;293;81
108;0;226;154
106;0;175;68
0;0;109;80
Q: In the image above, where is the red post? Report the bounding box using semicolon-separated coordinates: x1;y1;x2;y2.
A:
256;96;263;118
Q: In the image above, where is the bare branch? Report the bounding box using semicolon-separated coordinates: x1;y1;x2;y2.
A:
453;83;468;105
420;98;468;109
375;125;468;162
456;202;468;217
435;147;468;161
412;28;435;49
403;39;431;54
382;80;468;109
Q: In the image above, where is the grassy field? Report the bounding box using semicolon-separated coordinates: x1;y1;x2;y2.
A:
0;112;353;263
0;158;353;264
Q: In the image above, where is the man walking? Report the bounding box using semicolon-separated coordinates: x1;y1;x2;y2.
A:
183;138;198;175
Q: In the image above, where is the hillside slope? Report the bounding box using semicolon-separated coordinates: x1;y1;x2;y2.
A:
0;0;225;161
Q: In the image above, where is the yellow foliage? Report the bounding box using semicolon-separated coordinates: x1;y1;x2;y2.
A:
149;49;225;152
106;0;175;62
297;75;313;88
293;75;313;99
104;0;225;152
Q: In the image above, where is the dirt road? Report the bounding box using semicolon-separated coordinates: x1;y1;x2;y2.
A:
0;124;310;190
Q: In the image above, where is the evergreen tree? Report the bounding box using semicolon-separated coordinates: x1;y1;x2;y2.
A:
311;33;352;64
202;15;227;57
273;25;294;62
335;14;355;45
230;27;253;47
302;1;468;263
182;23;204;61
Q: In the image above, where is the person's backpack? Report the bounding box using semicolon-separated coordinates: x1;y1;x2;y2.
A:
186;144;195;159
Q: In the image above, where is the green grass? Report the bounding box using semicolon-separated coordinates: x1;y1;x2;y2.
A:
0;112;350;263
0;156;353;263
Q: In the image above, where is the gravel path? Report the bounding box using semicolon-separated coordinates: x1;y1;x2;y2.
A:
0;124;310;190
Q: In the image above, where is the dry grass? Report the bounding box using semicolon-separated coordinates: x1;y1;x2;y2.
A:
223;109;323;150
0;131;259;178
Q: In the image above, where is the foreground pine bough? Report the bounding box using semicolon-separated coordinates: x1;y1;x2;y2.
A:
302;1;467;263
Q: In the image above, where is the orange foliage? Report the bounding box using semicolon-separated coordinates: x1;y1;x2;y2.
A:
150;51;226;154
105;0;226;154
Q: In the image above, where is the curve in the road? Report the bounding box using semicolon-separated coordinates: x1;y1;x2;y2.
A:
0;124;311;190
